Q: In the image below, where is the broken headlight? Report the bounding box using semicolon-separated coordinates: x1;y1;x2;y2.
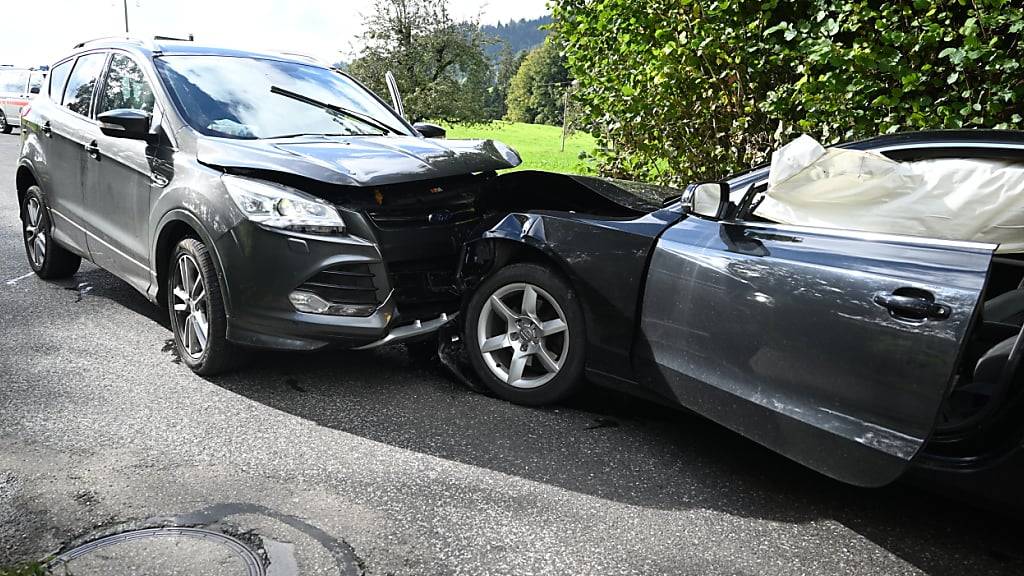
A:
222;175;346;235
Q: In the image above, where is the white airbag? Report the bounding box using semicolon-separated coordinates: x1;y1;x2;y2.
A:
758;135;1024;253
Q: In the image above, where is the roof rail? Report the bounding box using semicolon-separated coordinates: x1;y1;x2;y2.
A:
72;35;136;49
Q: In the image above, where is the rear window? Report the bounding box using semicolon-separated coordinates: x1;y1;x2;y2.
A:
63;53;107;117
48;61;72;102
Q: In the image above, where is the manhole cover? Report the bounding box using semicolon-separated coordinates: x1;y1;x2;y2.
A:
49;527;264;576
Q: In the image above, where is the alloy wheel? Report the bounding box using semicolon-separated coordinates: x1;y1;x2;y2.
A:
23;197;47;268
171;254;210;359
476;282;569;389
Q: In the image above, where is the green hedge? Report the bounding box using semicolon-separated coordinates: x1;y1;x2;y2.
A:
552;0;1024;185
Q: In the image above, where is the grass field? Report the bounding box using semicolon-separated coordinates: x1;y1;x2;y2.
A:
445;121;597;175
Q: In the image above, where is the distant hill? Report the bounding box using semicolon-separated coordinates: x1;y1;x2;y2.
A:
482;15;552;59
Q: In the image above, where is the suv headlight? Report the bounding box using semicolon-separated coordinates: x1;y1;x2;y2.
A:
222;175;346;235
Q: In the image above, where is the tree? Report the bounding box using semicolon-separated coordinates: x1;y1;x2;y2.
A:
348;0;493;123
485;45;527;119
552;0;1024;186
505;40;570;125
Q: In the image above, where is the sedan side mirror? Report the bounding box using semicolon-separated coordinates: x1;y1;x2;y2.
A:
414;122;446;139
29;85;40;94
97;109;152;140
682;181;730;219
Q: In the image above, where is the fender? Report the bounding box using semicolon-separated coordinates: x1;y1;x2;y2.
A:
151;209;233;316
459;210;678;383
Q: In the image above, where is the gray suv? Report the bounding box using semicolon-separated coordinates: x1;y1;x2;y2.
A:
16;37;520;373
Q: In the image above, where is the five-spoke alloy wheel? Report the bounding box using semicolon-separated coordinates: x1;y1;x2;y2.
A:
465;263;585;405
477;283;569;389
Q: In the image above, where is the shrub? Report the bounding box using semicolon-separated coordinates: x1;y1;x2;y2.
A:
552;0;1024;185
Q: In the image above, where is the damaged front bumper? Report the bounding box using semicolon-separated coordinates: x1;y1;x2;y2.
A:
212;190;478;352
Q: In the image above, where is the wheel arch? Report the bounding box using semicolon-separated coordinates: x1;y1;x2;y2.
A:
460;235;590;347
15;162;41;214
152;210;232;315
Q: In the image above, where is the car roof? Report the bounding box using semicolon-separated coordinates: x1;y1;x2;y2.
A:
59;37;332;69
726;129;1024;187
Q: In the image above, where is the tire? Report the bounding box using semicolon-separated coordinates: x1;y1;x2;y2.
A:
21;186;81;279
0;112;11;134
464;263;586;405
166;237;240;375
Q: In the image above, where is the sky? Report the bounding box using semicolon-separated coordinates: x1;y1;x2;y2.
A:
1;0;551;67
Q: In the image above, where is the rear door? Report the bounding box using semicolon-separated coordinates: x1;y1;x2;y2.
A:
45;52;108;255
637;215;993;487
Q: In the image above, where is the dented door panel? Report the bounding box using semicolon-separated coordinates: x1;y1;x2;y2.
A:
637;215;993;486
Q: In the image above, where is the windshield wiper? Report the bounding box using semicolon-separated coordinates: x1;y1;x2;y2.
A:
270;86;401;136
267;132;357;139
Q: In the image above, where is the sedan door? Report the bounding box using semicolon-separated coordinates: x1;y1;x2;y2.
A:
637;214;993;487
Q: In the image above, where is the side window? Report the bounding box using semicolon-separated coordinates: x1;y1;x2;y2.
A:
0;70;28;93
62;53;107;117
48;61;72;103
96;54;155;115
29;72;45;95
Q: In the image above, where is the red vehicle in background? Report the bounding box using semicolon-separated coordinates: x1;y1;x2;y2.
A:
0;66;45;133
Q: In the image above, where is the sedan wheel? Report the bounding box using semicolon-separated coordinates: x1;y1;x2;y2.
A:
171;253;210;359
477;282;569;389
465;263;586;405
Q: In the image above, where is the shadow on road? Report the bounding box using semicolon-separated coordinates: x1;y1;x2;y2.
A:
75;265;1024;576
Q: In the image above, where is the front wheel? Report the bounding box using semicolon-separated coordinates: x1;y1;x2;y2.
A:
0;112;11;134
167;237;240;375
464;263;586;405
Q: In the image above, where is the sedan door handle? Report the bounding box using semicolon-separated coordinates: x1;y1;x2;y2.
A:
41;121;52;138
84;140;100;160
873;291;951;321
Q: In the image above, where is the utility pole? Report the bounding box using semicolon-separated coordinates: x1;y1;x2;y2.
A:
123;0;130;34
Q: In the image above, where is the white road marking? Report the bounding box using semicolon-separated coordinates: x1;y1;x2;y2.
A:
5;272;35;286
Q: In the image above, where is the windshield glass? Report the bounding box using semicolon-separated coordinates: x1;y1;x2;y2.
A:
154;55;410;140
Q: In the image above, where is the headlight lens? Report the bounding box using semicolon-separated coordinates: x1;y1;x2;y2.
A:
222;175;346;235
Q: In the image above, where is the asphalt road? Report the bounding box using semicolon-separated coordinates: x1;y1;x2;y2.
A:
0;132;1022;575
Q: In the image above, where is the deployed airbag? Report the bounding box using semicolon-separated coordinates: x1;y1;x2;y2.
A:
757;135;1024;253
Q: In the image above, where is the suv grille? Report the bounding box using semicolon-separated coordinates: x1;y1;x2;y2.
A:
298;263;380;305
367;197;478;229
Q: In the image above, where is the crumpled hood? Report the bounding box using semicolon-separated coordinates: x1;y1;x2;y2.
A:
196;134;522;187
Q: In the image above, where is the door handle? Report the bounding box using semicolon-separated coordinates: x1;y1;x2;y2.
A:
873;291;951;321
41;121;52;138
84;140;99;160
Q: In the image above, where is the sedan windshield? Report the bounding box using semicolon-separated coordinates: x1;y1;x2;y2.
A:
154;55;411;140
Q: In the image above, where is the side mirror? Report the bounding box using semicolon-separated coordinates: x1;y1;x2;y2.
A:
97;109;152;140
29;85;40;94
413;122;446;139
682;181;730;219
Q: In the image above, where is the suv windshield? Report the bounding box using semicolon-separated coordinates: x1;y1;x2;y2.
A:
154;55;411;140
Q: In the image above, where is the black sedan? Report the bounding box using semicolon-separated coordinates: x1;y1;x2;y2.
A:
454;130;1024;506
